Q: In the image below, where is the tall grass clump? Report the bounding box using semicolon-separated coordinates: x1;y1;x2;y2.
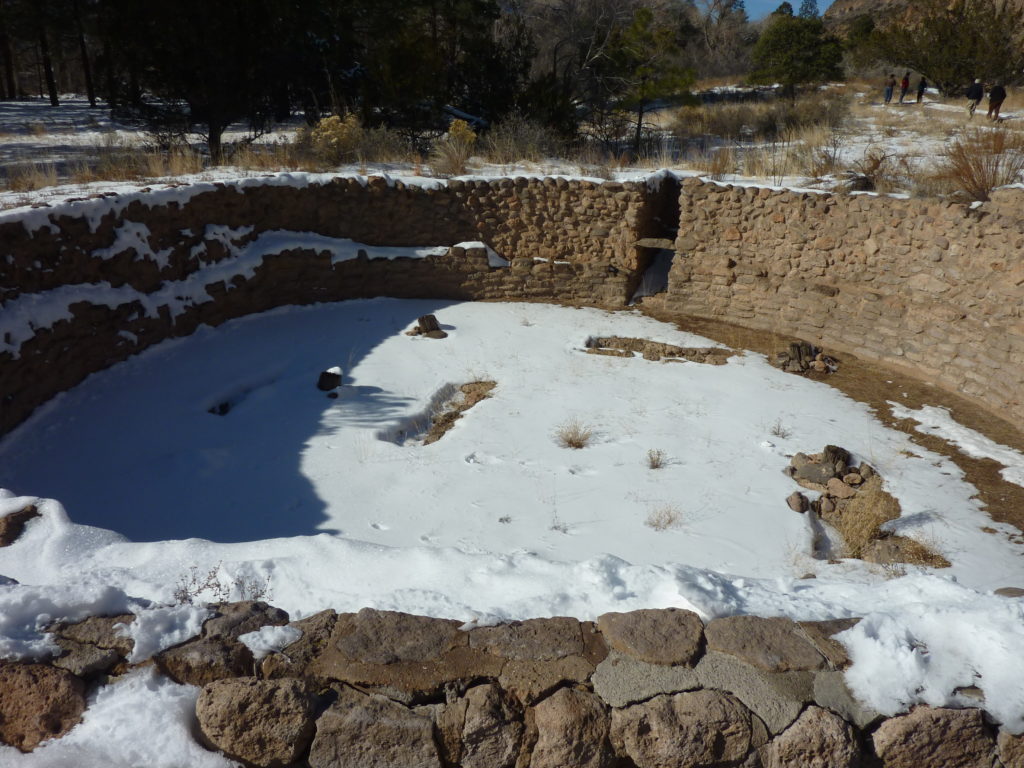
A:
937;128;1024;201
672;92;849;145
430;119;476;177
6;163;58;191
482;115;561;163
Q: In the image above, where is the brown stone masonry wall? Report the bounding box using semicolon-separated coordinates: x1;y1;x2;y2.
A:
0;176;661;436
4;602;1018;767
652;177;1024;427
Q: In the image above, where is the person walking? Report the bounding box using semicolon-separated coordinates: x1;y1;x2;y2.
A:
988;83;1007;120
899;72;910;103
966;78;984;118
884;74;896;105
916;76;927;103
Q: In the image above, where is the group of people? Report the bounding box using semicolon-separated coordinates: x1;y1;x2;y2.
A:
965;79;1007;120
883;72;1008;120
883;72;926;105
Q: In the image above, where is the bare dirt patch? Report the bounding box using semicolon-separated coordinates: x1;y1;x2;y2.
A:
585;336;733;364
642;308;1024;538
422;381;496;445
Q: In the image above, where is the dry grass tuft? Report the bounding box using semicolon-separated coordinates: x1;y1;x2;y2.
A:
645;504;682;531
423;381;496;445
6;163;58;191
831;475;901;557
936;127;1024;201
647;449;666;469
556;418;594;449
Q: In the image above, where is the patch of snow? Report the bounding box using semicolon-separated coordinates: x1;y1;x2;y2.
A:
238;625;303;661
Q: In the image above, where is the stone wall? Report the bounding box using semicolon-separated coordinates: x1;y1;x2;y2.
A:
6;171;1024;432
648;177;1024;427
0;175;670;436
4;602;1020;767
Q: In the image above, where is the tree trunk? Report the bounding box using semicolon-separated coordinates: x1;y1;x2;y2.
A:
38;29;58;106
633;100;645;154
0;1;16;99
208;121;224;164
73;0;96;107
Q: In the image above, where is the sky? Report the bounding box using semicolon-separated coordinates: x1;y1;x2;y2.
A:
747;0;837;20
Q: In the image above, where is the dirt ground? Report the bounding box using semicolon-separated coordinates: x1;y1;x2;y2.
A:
644;309;1024;544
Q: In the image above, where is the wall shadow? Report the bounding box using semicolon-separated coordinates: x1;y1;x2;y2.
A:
0;298;457;543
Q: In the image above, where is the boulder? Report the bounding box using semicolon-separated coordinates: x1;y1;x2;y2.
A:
499;655;596;705
760;705;860;768
196;677;316;767
53;614;135;657
826;477;858;500
791;454;837;486
330;608;464;664
998;729;1024;768
202;601;289;641
262;609;338;679
611;689;761;767
309;686;442;768
695;650;815;734
0;504;39;546
0;663;86;752
308;609;502;702
872;706;995;768
596;608;704;667
460;683;526;768
786;492;809;513
704;616;828;672
812;670;883;729
52;636;121;677
317;367;343;391
531;687;613;768
592;650;702;708
796;618;859;670
469;616;583;660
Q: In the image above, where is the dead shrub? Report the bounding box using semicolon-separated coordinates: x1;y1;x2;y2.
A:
647;449;666;469
936;127;1024;201
482;114;561;164
430;119;477;177
692;146;736;179
556;418;594;449
831;475;900;557
645;504;682;531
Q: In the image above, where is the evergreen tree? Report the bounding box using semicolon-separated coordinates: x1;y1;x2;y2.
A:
749;13;842;99
773;2;794;15
869;0;1024;95
797;0;818;18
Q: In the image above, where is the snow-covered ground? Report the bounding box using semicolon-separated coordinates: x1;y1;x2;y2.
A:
1;300;1023;766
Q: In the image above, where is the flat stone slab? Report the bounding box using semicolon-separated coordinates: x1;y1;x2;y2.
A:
704;616;827;672
592;650;701;708
695;650;814;734
596;608;704;666
469;617;583;661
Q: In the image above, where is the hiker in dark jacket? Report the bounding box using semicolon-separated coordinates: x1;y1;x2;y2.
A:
916;76;927;103
988;83;1007;120
899;72;911;103
966;79;985;118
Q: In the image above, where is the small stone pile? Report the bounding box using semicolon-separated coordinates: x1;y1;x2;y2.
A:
774;341;838;375
784;445;872;515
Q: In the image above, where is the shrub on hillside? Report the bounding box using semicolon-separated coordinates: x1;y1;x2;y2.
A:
311;114;363;165
430;119;477;177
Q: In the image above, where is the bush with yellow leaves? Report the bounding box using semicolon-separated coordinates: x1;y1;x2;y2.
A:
310;114;364;165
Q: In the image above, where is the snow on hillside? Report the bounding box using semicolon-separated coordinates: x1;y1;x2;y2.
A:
1;300;1024;766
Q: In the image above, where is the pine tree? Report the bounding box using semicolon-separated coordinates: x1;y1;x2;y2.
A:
749;13;842;98
798;0;819;18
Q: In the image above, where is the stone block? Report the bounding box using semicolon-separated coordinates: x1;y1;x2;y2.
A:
592;650;702;708
596;608;704;666
695;650;815;734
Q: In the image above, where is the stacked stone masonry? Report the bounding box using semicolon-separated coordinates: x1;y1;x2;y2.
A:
2;602;1019;767
0;176;662;435
650;177;1024;428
